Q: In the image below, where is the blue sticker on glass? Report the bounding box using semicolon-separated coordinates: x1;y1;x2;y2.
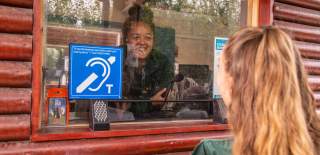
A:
215;38;228;51
69;43;123;100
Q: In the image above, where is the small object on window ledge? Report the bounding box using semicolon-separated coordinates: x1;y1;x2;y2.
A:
45;86;69;126
89;100;110;131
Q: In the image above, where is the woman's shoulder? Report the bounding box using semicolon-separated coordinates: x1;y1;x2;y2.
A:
146;49;171;67
149;49;168;60
192;139;232;155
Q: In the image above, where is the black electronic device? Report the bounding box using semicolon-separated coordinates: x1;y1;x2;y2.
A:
162;73;184;100
89;100;110;131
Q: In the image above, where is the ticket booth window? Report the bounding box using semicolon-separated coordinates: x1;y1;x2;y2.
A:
39;0;243;139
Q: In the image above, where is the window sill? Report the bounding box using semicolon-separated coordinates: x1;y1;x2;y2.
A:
15;130;232;154
31;119;229;142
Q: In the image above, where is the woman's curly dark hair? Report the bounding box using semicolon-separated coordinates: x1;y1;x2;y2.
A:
122;4;155;44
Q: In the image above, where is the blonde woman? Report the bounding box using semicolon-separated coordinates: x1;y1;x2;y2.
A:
217;26;320;155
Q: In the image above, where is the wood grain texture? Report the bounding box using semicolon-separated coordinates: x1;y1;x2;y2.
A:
274;20;320;44
0;88;31;114
0;5;32;34
3;130;231;155
274;2;320;27
0;33;32;61
0;114;30;141
310;83;320;91
0;0;33;8
315;92;320;107
258;0;273;26
295;41;320;59
276;0;320;11
32;123;229;142
0;61;31;87
309;76;320;91
32;0;43;135
304;59;320;75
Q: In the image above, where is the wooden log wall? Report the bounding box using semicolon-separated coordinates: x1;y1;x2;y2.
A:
0;1;32;141
273;0;320;108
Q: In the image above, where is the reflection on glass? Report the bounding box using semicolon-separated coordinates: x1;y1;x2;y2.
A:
42;0;241;125
44;47;68;85
47;0;103;26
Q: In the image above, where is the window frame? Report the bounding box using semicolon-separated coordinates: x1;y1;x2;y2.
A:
31;0;260;142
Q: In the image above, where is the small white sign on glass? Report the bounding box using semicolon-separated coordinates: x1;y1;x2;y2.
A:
213;37;228;99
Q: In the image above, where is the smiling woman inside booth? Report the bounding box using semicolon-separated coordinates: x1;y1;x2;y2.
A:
119;4;174;119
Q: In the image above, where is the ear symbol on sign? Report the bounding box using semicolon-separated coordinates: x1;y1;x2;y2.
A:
76;57;115;93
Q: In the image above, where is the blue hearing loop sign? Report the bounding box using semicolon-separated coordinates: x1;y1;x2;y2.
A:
69;43;123;100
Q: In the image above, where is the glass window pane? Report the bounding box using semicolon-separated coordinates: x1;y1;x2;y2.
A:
42;0;241;126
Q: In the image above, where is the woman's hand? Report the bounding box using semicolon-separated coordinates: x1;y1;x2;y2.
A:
128;44;145;58
150;88;167;106
133;46;145;58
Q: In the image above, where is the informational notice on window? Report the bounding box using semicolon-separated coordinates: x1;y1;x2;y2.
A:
213;37;228;99
69;43;123;100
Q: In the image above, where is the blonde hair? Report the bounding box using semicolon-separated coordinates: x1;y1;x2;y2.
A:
223;27;320;155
